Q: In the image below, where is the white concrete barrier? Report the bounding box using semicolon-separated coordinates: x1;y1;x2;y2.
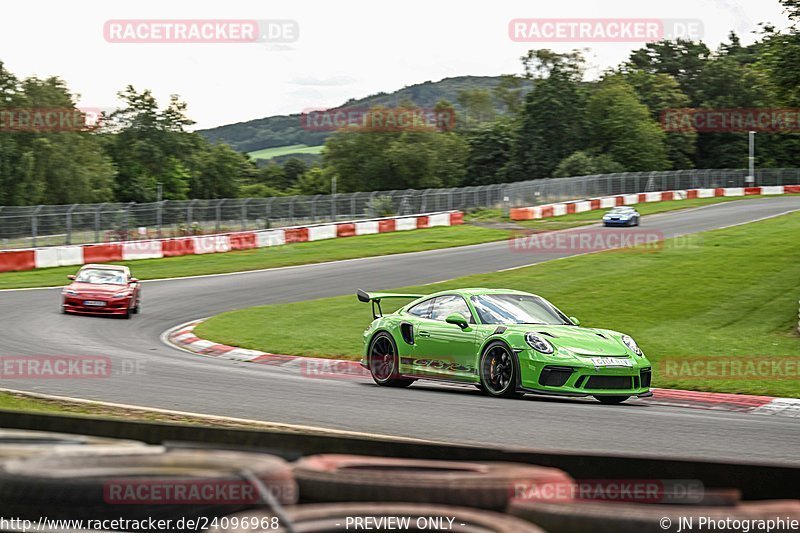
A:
256;230;285;247
624;194;639;205
599;197;617;208
645;192;662;202
724;187;744;197
355;220;379;235
34;247;60;269
122;240;163;260
192;235;230;255
552;204;568;216
395;218;418;231
307;224;337;241
760;186;784;195
56;246;84;266
427;213;451;227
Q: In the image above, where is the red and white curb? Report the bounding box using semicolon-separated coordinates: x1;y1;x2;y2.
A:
165;320;369;379
166;320;800;418
509;185;800;221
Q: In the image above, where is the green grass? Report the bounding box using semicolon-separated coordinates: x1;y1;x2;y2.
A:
0;225;511;289
196;211;800;397
248;144;324;160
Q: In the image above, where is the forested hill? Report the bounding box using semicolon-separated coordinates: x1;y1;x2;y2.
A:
197;76;514;152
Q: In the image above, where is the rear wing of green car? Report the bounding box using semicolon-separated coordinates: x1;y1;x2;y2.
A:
357;289;424;319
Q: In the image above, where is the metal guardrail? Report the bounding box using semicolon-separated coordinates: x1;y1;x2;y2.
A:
1;168;798;249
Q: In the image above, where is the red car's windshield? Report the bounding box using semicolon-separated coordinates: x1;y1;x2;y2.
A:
75;269;126;285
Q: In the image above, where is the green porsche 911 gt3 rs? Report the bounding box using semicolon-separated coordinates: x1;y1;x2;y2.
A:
357;288;652;404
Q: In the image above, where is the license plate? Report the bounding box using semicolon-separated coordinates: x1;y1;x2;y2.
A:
83;300;106;307
590;357;632;367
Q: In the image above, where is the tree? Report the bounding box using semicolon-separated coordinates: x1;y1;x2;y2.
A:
462;118;515;185
553;151;625;178
457;88;496;128
759;0;800;106
193;143;252;199
323;106;467;192
507;49;587;179
625;39;712;104
624;71;696;169
281;158;307;189
586;76;669;172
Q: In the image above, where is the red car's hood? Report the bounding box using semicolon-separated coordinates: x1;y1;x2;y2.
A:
66;282;128;295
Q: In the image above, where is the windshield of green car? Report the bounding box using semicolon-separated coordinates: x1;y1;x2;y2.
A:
470;293;571;325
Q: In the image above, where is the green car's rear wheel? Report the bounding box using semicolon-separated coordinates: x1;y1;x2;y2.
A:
594;395;630;405
479;342;523;399
368;332;414;388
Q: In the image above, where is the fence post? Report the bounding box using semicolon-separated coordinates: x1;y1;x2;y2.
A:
215;199;225;233
123;203;134;241
265;198;273;229
31;205;43;248
289;198;295;225
157;200;164;238
241;198;251;230
65;204;78;245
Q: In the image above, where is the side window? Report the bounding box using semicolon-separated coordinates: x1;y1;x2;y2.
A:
406;298;433;319
430;295;474;323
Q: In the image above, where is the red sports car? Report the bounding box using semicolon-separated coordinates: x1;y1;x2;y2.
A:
61;264;141;318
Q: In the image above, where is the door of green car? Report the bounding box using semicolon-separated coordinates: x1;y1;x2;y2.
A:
408;294;478;381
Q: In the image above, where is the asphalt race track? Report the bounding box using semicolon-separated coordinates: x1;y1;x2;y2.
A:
1;197;799;465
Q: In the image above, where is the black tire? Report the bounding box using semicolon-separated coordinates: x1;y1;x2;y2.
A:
132;298;140;314
479;341;523;398
367;332;414;387
211;504;547;532
292;454;573;511
0;449;297;521
594;395;630;405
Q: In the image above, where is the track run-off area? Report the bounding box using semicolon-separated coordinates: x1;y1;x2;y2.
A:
1;196;799;465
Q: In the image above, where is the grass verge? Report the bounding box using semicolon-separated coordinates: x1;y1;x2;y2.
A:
196;210;800;397
0;194;792;290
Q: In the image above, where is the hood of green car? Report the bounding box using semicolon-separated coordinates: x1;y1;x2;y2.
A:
506;325;630;356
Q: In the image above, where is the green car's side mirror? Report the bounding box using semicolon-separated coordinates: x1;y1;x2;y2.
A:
569;316;581;326
445;313;469;329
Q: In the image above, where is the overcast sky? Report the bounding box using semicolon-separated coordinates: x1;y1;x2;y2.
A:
1;0;791;130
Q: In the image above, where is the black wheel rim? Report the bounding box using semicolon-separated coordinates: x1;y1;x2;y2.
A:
482;345;514;393
370;336;395;381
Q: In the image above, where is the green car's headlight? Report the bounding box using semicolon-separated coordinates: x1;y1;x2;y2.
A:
525;333;554;354
621;334;643;356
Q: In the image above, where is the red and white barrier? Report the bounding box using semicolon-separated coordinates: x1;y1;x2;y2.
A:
0;211;464;273
510;185;798;221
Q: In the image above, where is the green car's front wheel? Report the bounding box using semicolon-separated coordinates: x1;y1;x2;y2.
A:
479;341;523;399
368;332;414;388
